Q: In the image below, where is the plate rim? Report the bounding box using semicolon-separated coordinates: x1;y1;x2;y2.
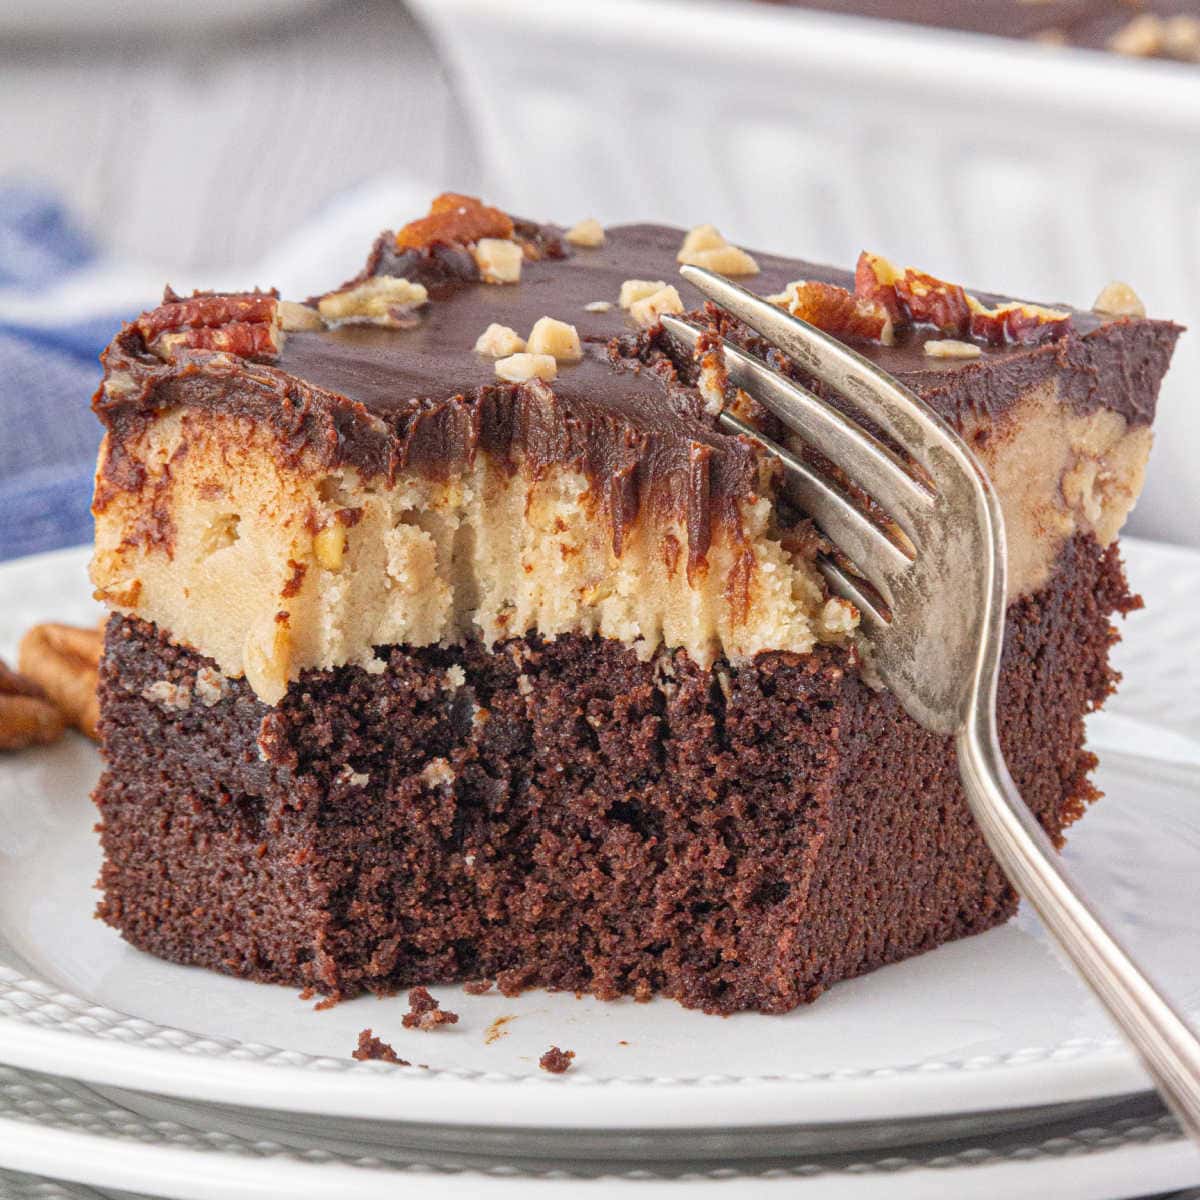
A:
0;1062;1192;1200
0;539;1193;1129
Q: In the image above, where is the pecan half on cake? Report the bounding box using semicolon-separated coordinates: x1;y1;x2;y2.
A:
88;194;1179;1014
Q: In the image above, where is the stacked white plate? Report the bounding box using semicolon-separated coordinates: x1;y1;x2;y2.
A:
1;541;1199;1199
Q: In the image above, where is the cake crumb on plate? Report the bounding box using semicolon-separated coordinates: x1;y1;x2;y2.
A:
539;1046;575;1074
402;986;459;1031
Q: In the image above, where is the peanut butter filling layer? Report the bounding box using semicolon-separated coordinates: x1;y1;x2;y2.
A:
92;410;850;704
90;370;1149;706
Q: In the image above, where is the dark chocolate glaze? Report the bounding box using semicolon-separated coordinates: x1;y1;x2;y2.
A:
94;222;1180;565
759;0;1200;55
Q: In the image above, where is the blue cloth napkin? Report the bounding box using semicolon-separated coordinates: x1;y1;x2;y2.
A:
0;186;126;562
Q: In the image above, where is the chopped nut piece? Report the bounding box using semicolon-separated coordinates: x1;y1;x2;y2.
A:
136;291;282;362
495;353;558;383
687;245;761;276
565;218;605;247
318;276;428;327
1164;15;1200;60
895;270;970;337
474;323;526;357
619;279;667;309
1108;13;1164;56
677;225;759;276
17;623;102;740
777;280;895;346
854;252;904;323
0;659;66;751
526;316;583;363
676;224;726;261
584;300;612;313
314;524;347;572
967;298;1070;346
277;301;324;332
629;285;685;329
396;193;514;252
924;338;983;360
1093;281;1147;319
472;238;523;285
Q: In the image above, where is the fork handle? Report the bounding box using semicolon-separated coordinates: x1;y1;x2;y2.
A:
956;708;1200;1145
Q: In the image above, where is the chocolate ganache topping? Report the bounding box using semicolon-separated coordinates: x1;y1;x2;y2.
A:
93;205;1180;570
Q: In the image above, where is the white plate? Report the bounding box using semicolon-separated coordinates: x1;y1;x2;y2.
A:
0;542;1198;1146
0;1063;1195;1200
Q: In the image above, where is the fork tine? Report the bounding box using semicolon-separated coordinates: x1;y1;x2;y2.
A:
661;315;933;538
817;555;891;632
679;264;956;471
718;410;912;593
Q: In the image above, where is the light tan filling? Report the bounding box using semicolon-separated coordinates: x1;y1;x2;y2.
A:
964;380;1152;600
91;410;845;703
90;378;1150;705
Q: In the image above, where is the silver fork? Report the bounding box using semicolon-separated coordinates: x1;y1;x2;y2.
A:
664;265;1200;1144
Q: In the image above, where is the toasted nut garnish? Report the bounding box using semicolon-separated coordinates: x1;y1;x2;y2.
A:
777;280;895;346
684;245;759;276
677;225;759;276
584;300;612;313
619;279;667;309
474;323;526;357
1108;14;1164;56
0;660;66;751
676;224;726;261
243;619;291;705
629;285;685;329
494;353;558;383
565;219;605;248
924;338;983;360
1164;15;1200;60
318;276;428;326
526;317;582;362
967;298;1070;345
136;291;282;361
314;525;347;572
472;238;523;285
18;623;102;741
396;193;514;252
278;301;324;332
1093;281;1146;319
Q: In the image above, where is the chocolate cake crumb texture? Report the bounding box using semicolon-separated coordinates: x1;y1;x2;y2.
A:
353;1028;409;1065
91;534;1136;1015
402;986;459;1031
539;1047;575;1074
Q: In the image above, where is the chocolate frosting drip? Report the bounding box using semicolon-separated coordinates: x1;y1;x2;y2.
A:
94;222;1180;569
759;0;1200;54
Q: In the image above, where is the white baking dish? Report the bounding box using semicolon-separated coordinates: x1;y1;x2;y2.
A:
408;0;1200;548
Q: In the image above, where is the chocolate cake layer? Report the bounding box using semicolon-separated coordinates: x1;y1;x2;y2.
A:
93;533;1133;1013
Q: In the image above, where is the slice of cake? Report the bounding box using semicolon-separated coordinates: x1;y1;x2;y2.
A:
89;195;1179;1014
